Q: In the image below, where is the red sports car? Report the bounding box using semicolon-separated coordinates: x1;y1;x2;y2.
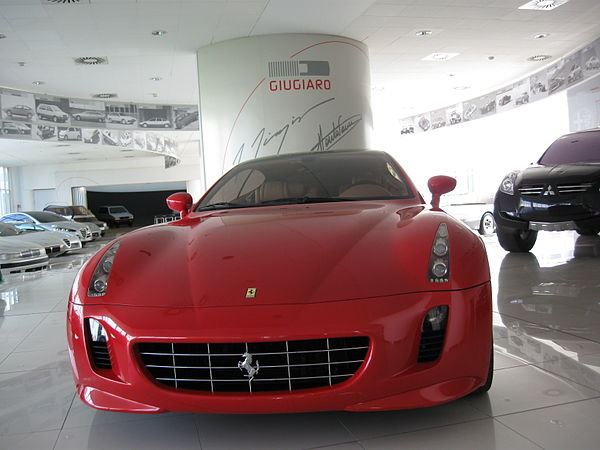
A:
67;150;492;414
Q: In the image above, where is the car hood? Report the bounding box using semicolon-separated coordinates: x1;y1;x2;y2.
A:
83;202;489;308
45;221;89;230
0;239;44;252
517;163;600;185
3;233;63;248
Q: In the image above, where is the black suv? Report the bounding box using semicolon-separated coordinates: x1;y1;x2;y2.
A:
494;129;600;252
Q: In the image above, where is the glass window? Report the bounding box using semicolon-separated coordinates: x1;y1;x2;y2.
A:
538;132;600;165
198;151;413;210
26;211;67;222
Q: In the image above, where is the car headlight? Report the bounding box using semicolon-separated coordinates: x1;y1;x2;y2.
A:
0;252;21;261
429;223;450;283
499;171;519;195
88;241;121;297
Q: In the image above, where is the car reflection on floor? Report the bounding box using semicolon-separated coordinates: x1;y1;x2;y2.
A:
495;235;600;392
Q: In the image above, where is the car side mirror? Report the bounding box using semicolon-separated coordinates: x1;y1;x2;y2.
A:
428;175;456;209
167;192;193;218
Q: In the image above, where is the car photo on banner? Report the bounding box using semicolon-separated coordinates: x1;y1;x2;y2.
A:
67;150;493;414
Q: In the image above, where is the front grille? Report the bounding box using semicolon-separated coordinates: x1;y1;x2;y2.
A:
518;185;544;196
45;245;61;254
90;342;112;369
138;337;369;393
518;183;593;196
417;329;445;362
557;183;593;194
62;239;71;248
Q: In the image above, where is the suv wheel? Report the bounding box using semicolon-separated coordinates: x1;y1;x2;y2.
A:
496;225;538;252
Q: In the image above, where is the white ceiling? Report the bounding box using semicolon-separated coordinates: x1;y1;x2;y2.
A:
0;0;599;164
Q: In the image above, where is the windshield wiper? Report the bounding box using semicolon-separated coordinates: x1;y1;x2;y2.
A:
258;197;354;205
196;202;246;211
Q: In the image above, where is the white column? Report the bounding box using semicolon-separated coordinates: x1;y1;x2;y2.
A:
197;34;373;188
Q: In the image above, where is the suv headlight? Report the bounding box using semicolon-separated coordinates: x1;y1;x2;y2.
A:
500;171;519;195
88;241;121;297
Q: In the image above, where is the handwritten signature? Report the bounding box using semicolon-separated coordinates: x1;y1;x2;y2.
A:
232;97;335;165
310;114;362;152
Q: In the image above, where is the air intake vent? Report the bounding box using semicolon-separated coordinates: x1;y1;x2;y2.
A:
90;341;112;369
74;56;108;65
138;337;369;393
417;306;448;363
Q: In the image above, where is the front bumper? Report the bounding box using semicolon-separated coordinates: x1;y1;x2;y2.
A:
68;283;492;414
1;255;49;275
494;191;600;231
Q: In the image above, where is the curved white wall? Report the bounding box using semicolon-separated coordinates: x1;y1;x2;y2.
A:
197;34;373;188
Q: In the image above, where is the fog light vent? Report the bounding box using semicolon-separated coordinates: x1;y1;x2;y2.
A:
86;318;112;370
417;306;448;363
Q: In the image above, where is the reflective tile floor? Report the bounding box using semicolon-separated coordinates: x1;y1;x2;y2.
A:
1;230;600;449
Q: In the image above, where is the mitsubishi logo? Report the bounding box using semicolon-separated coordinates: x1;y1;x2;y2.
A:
237;352;259;381
543;185;556;196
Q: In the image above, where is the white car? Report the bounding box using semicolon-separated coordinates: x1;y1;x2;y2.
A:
36;103;68;122
0;239;48;275
106;112;137;124
13;222;83;252
58;127;82;141
0;223;68;257
139;117;171;128
0;211;93;243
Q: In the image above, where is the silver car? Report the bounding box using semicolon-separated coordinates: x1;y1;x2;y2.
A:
0;239;48;275
0;223;68;257
13;222;83;253
0;211;93;243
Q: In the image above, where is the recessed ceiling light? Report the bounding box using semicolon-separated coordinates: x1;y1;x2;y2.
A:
149;77;162;81
415;30;432;36
151;93;159;98
527;54;552;61
454;86;470;90
488;56;496;60
534;33;550;39
0;34;6;39
66;152;81;155
74;56;107;65
422;52;460;62
43;0;85;4
32;81;44;85
151;30;167;36
519;0;568;11
93;93;117;99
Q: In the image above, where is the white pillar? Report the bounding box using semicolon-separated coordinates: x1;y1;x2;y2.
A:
197;34;373;188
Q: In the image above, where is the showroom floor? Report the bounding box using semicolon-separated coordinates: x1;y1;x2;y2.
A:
1;229;599;450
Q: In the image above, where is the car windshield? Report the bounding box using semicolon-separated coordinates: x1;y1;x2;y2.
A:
197;151;413;211
109;206;128;213
72;206;93;215
538;132;600;165
26;211;68;223
0;223;20;236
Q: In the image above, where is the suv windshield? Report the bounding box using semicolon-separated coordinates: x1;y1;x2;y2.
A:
109;207;128;213
197;151;413;211
538;131;600;165
26;211;68;223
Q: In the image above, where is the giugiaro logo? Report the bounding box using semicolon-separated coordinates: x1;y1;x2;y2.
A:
268;60;331;92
